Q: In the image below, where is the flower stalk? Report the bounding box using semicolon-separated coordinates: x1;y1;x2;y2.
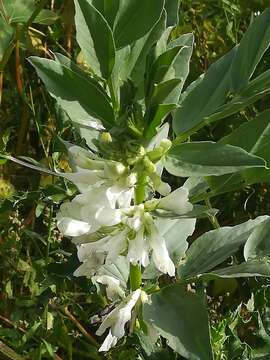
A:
129;172;146;291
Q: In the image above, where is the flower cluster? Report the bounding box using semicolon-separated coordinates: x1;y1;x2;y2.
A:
56;141;195;351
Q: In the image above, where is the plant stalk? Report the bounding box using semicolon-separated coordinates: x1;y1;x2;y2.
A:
129;173;146;291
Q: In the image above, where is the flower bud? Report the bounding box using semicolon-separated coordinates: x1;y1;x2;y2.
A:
147;139;172;163
142;156;156;174
100;132;112;143
104;161;126;178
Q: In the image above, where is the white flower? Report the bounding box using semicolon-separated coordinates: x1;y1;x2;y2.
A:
74;229;129;277
92;275;125;301
158;186;193;215
127;227;150;268
148;219;175;277
57;188;122;238
59;145;135;207
96;289;142;351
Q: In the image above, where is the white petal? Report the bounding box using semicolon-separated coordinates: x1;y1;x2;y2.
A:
117;188;133;208
106;230;128;261
57;216;91;236
98;330;118;352
149;224;175;276
92;275;125;300
127;228;150;268
73;253;105;277
158;186;193;215
96;289;141;350
110;289;141;338
96;307;119;336
62;169;104;193
156;181;171;196
95;207;122;227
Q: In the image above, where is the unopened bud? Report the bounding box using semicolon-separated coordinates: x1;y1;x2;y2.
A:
104;161;126;178
142;156;156;174
100;132;112;143
147;139;172;163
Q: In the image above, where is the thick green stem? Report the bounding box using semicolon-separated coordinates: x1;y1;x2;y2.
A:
129;173;146;291
135;173;146;205
130;264;142;291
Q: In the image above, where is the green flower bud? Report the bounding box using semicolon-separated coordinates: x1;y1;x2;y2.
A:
147;139;172;163
100;132;112;143
142;156;156;174
104;161;126;178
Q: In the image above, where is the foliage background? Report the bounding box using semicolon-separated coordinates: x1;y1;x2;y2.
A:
1;0;270;359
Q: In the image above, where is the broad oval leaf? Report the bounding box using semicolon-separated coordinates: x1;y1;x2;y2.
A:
178;216;269;279
244;218;270;261
74;0;115;79
172;47;236;137
204;260;270;279
91;0;119;28
165;0;180;26
165;33;194;103
113;0;165;49
207;108;270;197
29;56;115;128
230;8;270;92
203;69;270;127
143;284;213;360
165;141;266;178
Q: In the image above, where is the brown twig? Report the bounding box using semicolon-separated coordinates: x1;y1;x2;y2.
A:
63;307;99;347
15;38;23;97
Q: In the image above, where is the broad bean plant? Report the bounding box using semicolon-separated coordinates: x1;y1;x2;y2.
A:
6;1;270;358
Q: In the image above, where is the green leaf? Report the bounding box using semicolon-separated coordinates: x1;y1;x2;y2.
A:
144;103;177;139
173;47;236;137
230;8;270;92
220;108;270;156
178;216;268;279
165;141;266;178
115;10;166;97
0;18;14;62
165;33;194;103
204;69;270;126
126;10;166;84
146;46;182;101
29;56;115;128
74;0;115;79
149;79;182;106
143;284;213;360
165;0;181;26
0;0;34;23
244;218;270;261
113;0;165;49
34;9;58;25
204;260;270;278
91;0;119;28
207;109;270;197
